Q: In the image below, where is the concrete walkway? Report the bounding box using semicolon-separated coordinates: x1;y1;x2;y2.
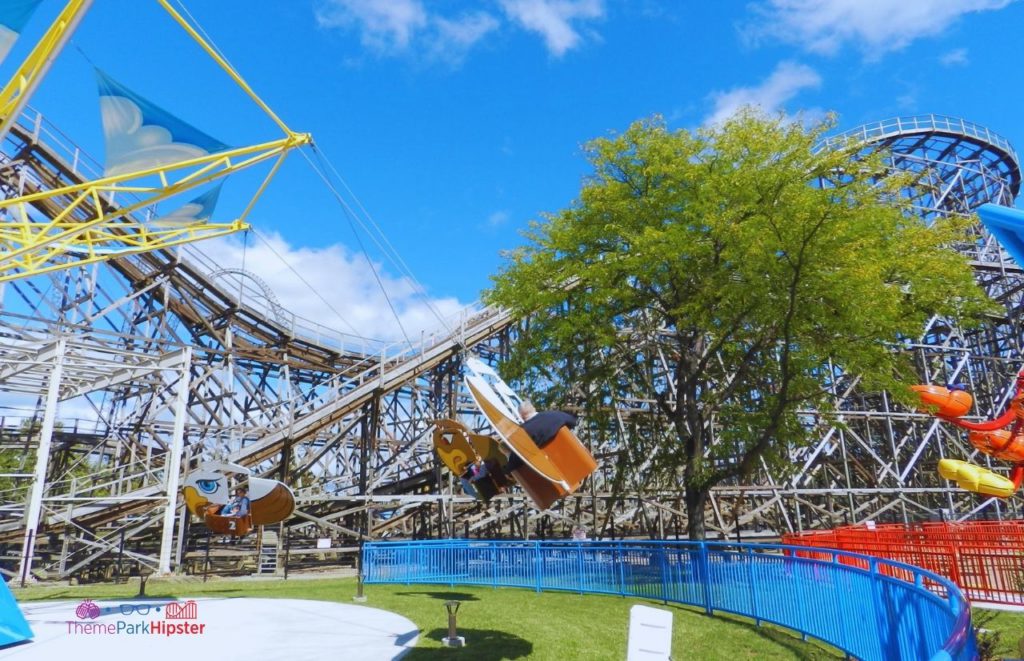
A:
973;601;1024;613
0;598;418;660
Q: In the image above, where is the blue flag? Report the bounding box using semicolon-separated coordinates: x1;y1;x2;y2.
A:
150;183;224;227
0;0;42;63
96;68;230;177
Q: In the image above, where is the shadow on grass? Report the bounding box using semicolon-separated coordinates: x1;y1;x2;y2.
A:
711;612;842;660
405;628;532;659
394;591;481;602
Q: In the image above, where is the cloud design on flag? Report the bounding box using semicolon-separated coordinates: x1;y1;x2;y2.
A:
150;184;223;227
96;69;230;177
0;26;17;63
151;201;206;227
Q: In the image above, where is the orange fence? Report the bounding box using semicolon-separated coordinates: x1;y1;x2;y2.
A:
783;521;1024;605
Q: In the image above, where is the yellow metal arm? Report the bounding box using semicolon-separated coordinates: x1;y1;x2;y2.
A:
0;219;247;283
0;0;313;282
156;0;296;136
0;0;93;143
0;134;309;282
2;133;311;211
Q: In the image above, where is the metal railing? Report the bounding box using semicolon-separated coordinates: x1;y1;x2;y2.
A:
786;521;1024;606
363;539;977;661
823;114;1018;163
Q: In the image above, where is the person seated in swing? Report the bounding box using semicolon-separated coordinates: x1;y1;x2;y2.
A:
218;487;250;531
507;400;578;470
468;459;489;481
460;459;495;499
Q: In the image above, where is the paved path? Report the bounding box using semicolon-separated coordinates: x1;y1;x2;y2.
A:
973;601;1024;613
0;597;418;660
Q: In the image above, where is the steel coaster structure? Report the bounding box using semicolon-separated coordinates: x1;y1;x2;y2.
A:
0;109;1021;581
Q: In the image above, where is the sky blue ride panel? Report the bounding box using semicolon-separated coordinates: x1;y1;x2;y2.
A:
0;579;31;647
0;0;41;63
95;69;230;177
978;203;1024;266
151;182;224;226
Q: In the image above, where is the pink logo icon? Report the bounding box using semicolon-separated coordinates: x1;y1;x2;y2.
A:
75;600;100;620
165;600;197;620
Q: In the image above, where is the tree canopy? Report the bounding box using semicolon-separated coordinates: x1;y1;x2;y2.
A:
486;111;994;539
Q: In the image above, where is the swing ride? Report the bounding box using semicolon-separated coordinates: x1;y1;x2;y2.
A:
0;0;310;551
182;462;295;537
432;356;598;510
912;203;1024;498
0;0;1021;630
432;419;513;504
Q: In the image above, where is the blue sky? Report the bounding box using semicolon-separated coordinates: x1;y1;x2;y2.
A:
8;0;1024;342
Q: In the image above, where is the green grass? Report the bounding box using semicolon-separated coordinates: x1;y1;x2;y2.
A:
12;576;844;660
973;607;1024;660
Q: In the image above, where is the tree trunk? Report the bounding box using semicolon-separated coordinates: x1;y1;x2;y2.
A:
684;485;708;540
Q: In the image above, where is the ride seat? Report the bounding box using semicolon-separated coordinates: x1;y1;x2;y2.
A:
543;427;598;492
204;511;253;537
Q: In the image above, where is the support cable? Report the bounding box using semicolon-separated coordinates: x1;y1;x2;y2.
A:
296;148;418;348
248;228;364;339
237;228;248;310
169;2;433;349
308;143;454;336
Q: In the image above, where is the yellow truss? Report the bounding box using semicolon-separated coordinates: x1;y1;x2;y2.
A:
0;0;311;282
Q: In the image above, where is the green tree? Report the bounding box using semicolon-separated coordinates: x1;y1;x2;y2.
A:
487;111;993;539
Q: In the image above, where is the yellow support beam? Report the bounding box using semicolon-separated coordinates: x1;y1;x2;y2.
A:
156;0;296;137
0;220;247;282
0;135;309;281
1;133;310;209
0;0;93;143
0;0;314;283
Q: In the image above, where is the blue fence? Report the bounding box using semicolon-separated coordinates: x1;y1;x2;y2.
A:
363;540;977;661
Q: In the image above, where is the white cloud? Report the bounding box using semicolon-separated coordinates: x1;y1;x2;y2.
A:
940;47;970;66
193;232;471;345
486;210;510;228
896;92;917;110
500;0;604;56
100;96;211;177
316;0;499;63
316;0;605;61
705;61;822;126
434;12;501;50
315;0;428;51
747;0;1016;58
